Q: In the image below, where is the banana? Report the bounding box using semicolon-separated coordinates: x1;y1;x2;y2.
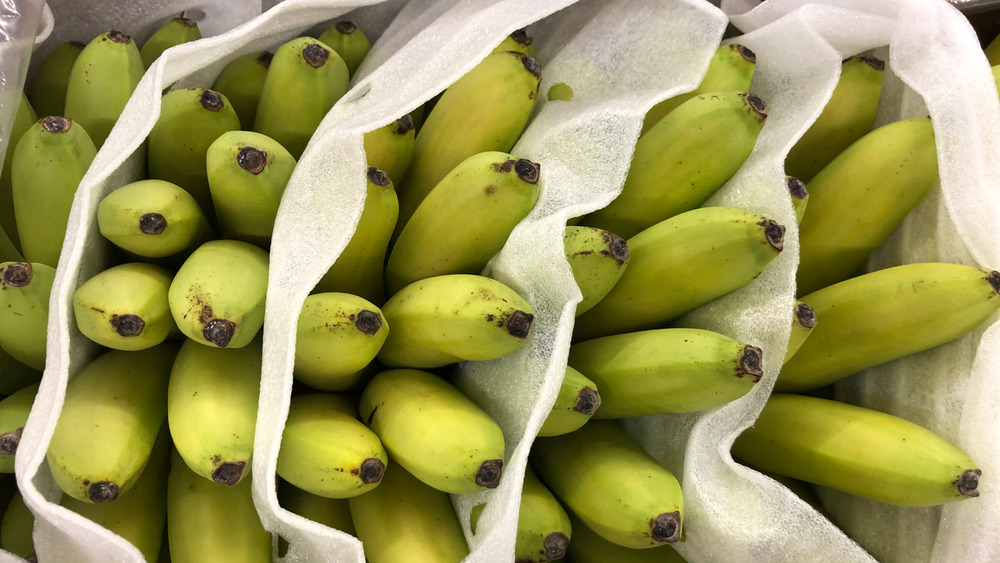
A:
167;448;271;563
206;130;296;247
277;393;387;499
783;301;816;365
538;366;601;438
386;151;541;295
28;41;84;118
294;292;388;392
641;43;757;135
47;343;178;503
348;461;469;563
786;176;808;224
0;220;22;263
565;512;687;563
574;206;785;341
0;93;38;253
377;274;534;368
0;383;39;473
362;115;415;186
1;490;35;560
317;21;372;76
253;37;350;159
733;393;981;506
396;50;541;232
0;351;41;396
581;91;767;239
492;28;536;57
796;116;937;295
0;262;55;370
470;468;571;563
359;368;505;494
785;56;885;183
168;239;269;349
278;478;355;535
147;88;242;218
168;337;261;486
563;225;630;316
532;420;683;549
987;34;1000;66
140;17;202;68
64;30;145;148
778;262;1000;393
314;167;398;303
212;51;272;128
97;178;213;258
11;115;97;268
73;262;176;351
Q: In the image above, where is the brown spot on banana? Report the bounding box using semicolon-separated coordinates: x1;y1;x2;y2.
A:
507;310;534;339
212;461;246;486
737;44;756;63
257;51;273;67
88;480;120;503
515;159;540;184
355;310;383;335
108;30;132;44
394;115;415;135
367;167;390;186
861;56;885;70
360;458;385;484
738;345;764;382
111;314;145;337
573;387;601;415
2;263;32;287
237;147;268;175
302;43;330;68
956;468;981;497
786;176;808;201
0;427;22;456
651;511;681;543
476;459;503;488
139;212;168;234
200;90;225;112
987;270;1000;294
795;303;817;328
335;21;357;34
41;116;72;134
743;92;767;123
203;318;236;347
543;532;569;560
761;219;785;252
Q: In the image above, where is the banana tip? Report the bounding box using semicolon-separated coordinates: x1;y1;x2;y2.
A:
174;17;197;27
111;314;145;337
359;458;385;484
739;345;764;383
744;92;767;119
736;44;756;64
957;468;981;497
203;318;236;348
651;511;681;543
795;303;817;328
761;219;785;252
2;263;32;287
334;21;357;35
41;116;72;134
515;159;541;184
476;459;503;489
521;54;542;80
87;480;120;503
987;270;1000;294
574;387;601;415
511;28;533;47
108;30;132;44
200;89;225;112
256;51;273;68
543;532;569;560
237;147;268;175
860;56;885;71
139;212;168;235
0;427;22;456
355;309;384;334
507;310;534;339
602;231;630;265
395;114;415;135
212;461;246;486
786;176;808;200
302;43;330;68
367;167;391;187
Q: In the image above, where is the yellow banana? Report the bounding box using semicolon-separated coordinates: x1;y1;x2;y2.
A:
492;28;536;57
0;92;37;253
28;41;84;118
1;490;35;560
786;176;808;224
0;383;39;473
362;115;415;186
317;21;372;76
563;225;630;316
140;17;202;68
783;301;816;365
0;262;55;370
538;366;601;438
278;478;355;535
73;262;176;351
212;51;271;128
565;512;687;563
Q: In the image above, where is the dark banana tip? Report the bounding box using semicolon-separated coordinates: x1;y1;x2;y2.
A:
25;554;36;563
737;44;756;64
302;43;330;68
139;212;168;235
760;219;785;252
987;270;1000;294
257;51;273;68
108;30;132;44
786;176;808;200
367;167;391;187
602;231;630;265
70;40;87;49
237;147;268;175
212;461;246;486
745;92;767;119
2;263;32;287
515;159;540;184
795;303;817;329
543;532;569;560
88;480;120;503
511;28;533;47
203;318;236;347
359;458;385;484
957;468;981;497
41;115;72;134
200;89;225;112
355;309;383;334
520;54;542;80
861;56;885;71
0;427;23;456
651;511;682;543
111;314;145;337
739;345;764;383
573;387;601;415
476;459;503;489
335;20;357;34
175;17;197;27
507;310;534;339
395;114;415;135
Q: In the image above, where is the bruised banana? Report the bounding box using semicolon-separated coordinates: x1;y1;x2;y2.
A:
0;93;37;253
73;262;176;351
564;225;630;316
278;478;355;535
212;51;272;128
318;21;372;76
732;393;982;506
786;176;808;224
362;115;415;186
574;206;785;341
778;262;1000;393
28;40;84;118
0;262;55;371
140;17;202;68
538;366;601;438
566;512;687;563
1;490;35;560
0;383;39;473
359;368;505;494
783;301;816;364
492;28;536;58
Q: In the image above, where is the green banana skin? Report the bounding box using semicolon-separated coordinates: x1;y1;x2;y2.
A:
314;167;398;304
796;116;937;296
73;262;176;351
563;225;630;316
377;274;534;368
359;368;505;494
29;41;84;118
98;178;213;258
47;343;178;503
212;51;272;128
574;207;785;342
0;220;22;263
277;393;387;499
253;37;350;159
64;30;145;148
0;350;41;396
12;115;97;268
396;50;541;233
565;512;687;563
492;28;536;58
783;301;816;365
786;176;808;225
785;56;885;183
1;490;35;560
641;43;756;135
362;114;415;186
581;91;767;240
0;92;38;254
0;262;55;370
318;21;372;76
167;448;271;563
140;17;202;68
778;262;1000;393
538;366;601;437
148;88;242;218
168;239;269;349
295;292;388;392
532;420;683;549
0;383;40;473
206;130;296;247
987;35;1000;66
733;394;981;506
386;151;541;295
168;337;261;486
348;461;469;563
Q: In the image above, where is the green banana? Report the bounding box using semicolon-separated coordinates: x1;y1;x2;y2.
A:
140;17;202;68
470;468;571;563
778;262;1000;393
574;206;785;341
563;225;630;316
277;393;387;499
0;217;22;263
569;328;762;418
0;92;38;253
785;56;885;183
532;420;683;549
0;262;55;370
641;43;757;135
168;239;269;349
377;274;534;368
396;50;541;232
148;88;241;217
492;28;536;57
362;114;415;186
786;176;808;224
783;301;816;364
168;337;261;486
0;350;41;396
359;368;505;494
28;41;84;118
64;30;145;148
566;512;687;563
0;383;39;473
0;490;34;560
294;292;388;392
317;21;372;76
733;393;981;506
278;478;355;535
212;51;272;130
73;262;176;351
581;91;767;239
97;178;213;258
386;151;541;295
167;448;271;562
538;366;601;438
314;167;398;303
47;343;178;503
12;115;97;268
547;83;574;102
206;130;296;247
796;116;937;295
987;34;1000;66
253;37;350;159
348;461;469;563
